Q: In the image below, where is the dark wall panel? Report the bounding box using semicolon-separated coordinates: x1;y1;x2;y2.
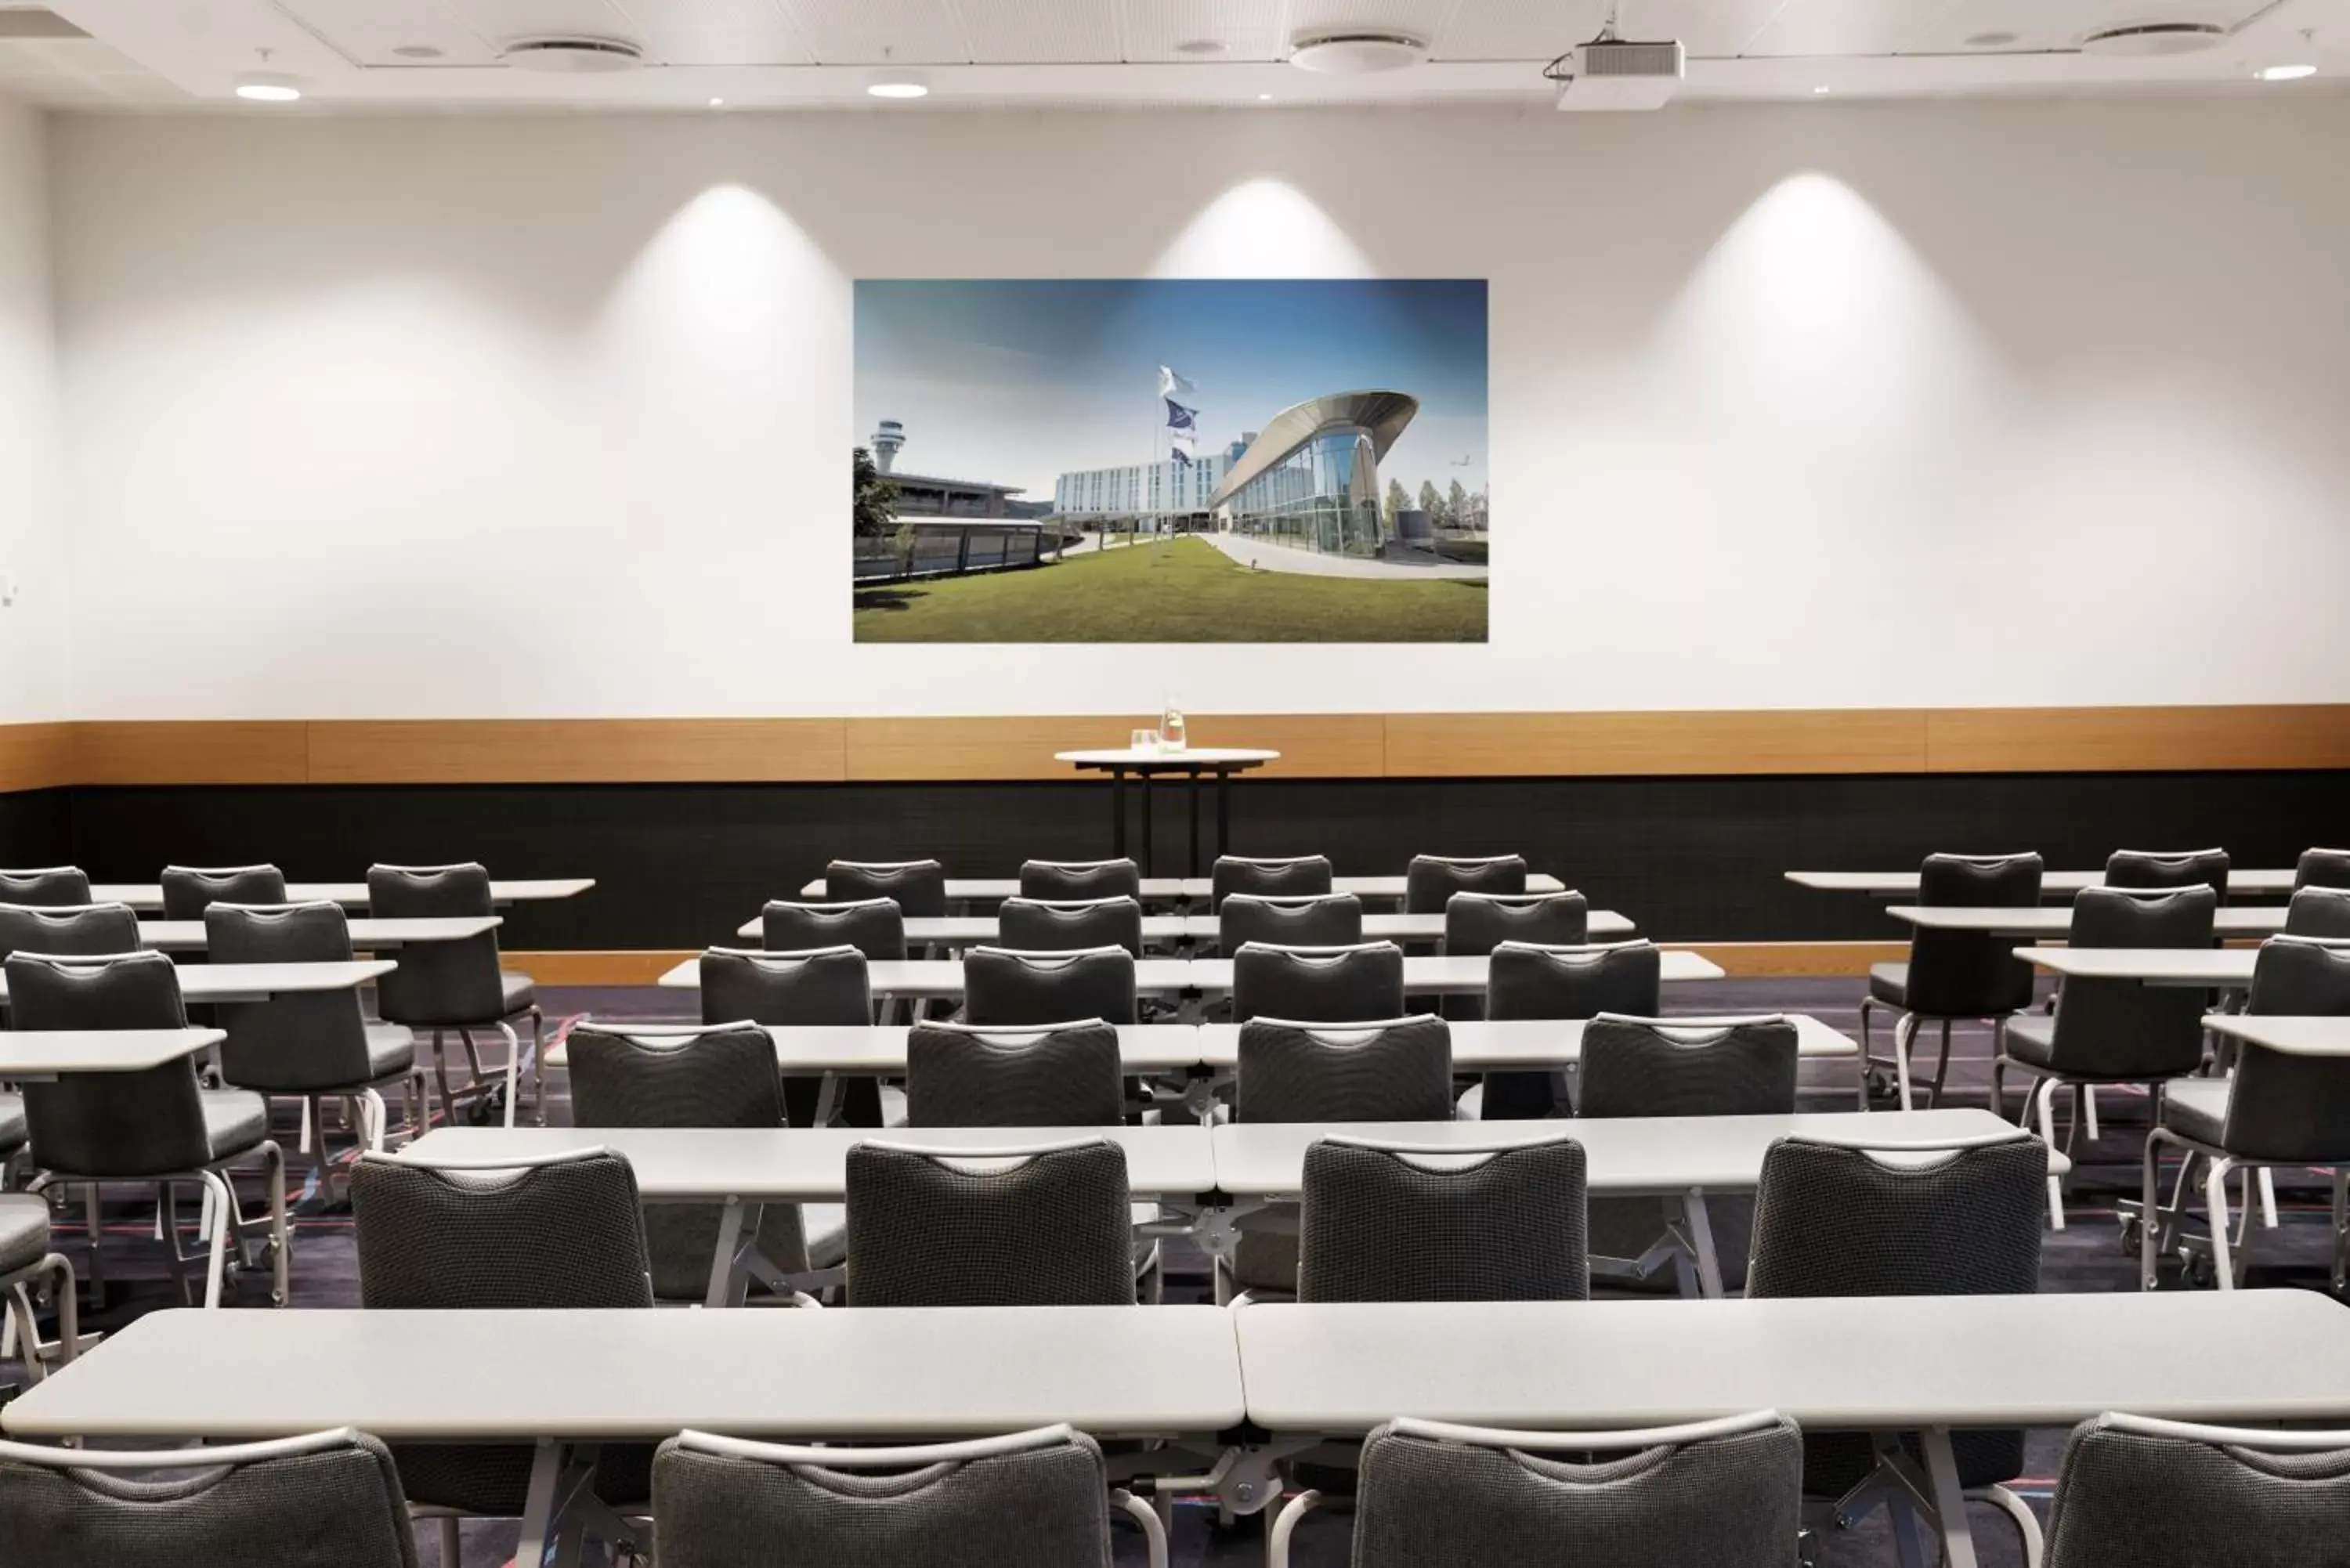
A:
0;789;73;871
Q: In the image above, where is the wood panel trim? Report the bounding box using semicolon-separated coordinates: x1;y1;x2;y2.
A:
1381;710;1932;778
842;714;1384;782
0;722;76;793
506;949;694;986
306;719;847;784
1925;705;2350;774
73;721;309;786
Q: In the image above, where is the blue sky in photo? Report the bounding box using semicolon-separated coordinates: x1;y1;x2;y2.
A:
854;278;1489;507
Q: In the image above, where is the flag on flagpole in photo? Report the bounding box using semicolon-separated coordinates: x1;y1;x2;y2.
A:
1164;398;1197;431
1158;365;1197;399
1170;443;1192;467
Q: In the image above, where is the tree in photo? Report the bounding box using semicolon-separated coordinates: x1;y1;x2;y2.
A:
1383;477;1408;529
1447;479;1470;531
1418;479;1448;529
852;445;898;537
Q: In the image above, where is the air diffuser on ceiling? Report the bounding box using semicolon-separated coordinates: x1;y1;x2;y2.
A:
501;37;645;73
1289;31;1430;74
2080;22;2229;56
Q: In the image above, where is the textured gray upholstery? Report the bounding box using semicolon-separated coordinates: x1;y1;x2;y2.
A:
350;1151;653;1514
1867;963;1911;1006
844;1140;1134;1306
906;1020;1124;1128
566;1023;812;1298
1235;1016;1452;1123
1219;894;1363;952
763;899;907;960
826;860;947;920
1748;1133;2046;1494
1897;853;2043;1019
1299;1136;1589;1302
1019;858;1141;901
999;897;1144;958
1231;941;1404;1024
0;1194;51;1275
0;902;139;963
363;1026;416;1077
2158;1078;2229;1147
2017;887;2215;1079
2287;888;2350;939
2191;1036;2350;1164
365;864;523;1028
0;1094;24;1158
964;946;1137;1027
1441;891;1589;956
2247;934;2350;1016
1351;1415;1802;1568
0;1432;420;1568
0;867;91;908
207;902;389;1093
2298;848;2350;893
1578;1014;1799;1119
1484;942;1663;1119
498;972;535;1013
699;947;877;1126
160;865;287;922
2044;1416;2350;1568
2106;847;2230;900
1405;854;1528;915
652;1429;1115;1568
1212;855;1332;908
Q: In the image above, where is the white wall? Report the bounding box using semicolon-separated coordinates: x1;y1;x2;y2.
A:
0;94;68;721
46;99;2350;720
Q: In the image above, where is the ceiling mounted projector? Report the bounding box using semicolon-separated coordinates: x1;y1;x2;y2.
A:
501;36;645;73
1289;31;1430;74
2079;22;2229;55
1550;35;1684;110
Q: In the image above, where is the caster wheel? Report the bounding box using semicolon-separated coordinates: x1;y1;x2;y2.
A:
2181;1249;2218;1288
2119;1216;2144;1255
269;1288;287;1306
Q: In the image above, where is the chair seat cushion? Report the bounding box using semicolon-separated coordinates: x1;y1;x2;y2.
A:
202;1090;271;1160
804;1203;847;1270
364;1023;416;1078
0;1092;25;1158
0;1194;51;1276
2160;1078;2232;1147
500;972;537;1016
1868;963;1910;1006
2003;1013;2057;1068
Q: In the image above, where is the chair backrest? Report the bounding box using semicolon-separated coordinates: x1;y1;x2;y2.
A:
1405;854;1528;914
1300;1133;1589;1302
1485;941;1661;1021
0;867;90;908
5;950;213;1177
2106;847;2230;900
2298;848;2350;893
998;895;1144;958
963;945;1137;1026
0;901;139;963
351;1147;653;1308
2248;934;2350;1017
825;860;946;919
1441;891;1589;956
2218;1031;2350;1164
761;898;906;959
1235;1014;1452;1122
699;946;871;1028
206;901;374;1091
905;1019;1125;1128
1212;854;1332;908
1904;852;2043;1017
1351;1411;1802;1568
844;1138;1134;1306
2287;887;2350;940
2042;886;2218;1078
1577;1013;1800;1120
2044;1412;2350;1568
653;1425;1115;1568
0;1429;419;1568
160;864;287;922
1219;892;1363;952
365;863;504;1025
1019;858;1141;901
1231;941;1405;1024
1748;1131;2046;1297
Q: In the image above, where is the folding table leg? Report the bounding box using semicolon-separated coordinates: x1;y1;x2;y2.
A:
514;1440;567;1568
1918;1429;1983;1568
1680;1191;1725;1299
704;1196;750;1309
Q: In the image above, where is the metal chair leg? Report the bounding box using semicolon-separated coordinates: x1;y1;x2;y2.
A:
2205;1156;2238;1289
1972;1484;2044;1568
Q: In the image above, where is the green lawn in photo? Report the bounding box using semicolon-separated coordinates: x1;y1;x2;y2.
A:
853;536;1487;643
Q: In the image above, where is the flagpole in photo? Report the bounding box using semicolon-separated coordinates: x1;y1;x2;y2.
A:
1159;364;1198;542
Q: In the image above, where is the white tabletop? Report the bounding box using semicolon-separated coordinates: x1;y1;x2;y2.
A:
2203;1014;2350;1058
133;916;501;951
2016;947;2257;986
1890;905;2284;936
0;1028;224;1078
1181;952;1726;995
794;873;1571;903
0;1305;1245;1442
1235;1289;2350;1435
85;878;595;913
402;1124;1220;1202
736;911;1636;945
757;1022;1206;1076
656;956;1209;995
1054;747;1280;767
1790;869;2294;898
1208;1108;2056;1199
1195;1013;1853;1070
0;959;394;1006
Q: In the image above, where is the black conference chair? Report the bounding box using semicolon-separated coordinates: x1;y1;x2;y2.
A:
826;859;946;919
2106;847;2230;901
844;1137;1136;1306
653;1424;1164;1568
761;898;906;959
1992;885;2218;1227
1405;854;1527;914
699;946;879;1127
207;901;426;1200
998;895;1144;957
1578;1013;1799;1295
0;901;139;962
1859;851;2044;1110
5;949;288;1309
1020;858;1141;901
906;1018;1124;1128
964;945;1137;1026
2298;848;2350;892
567;1021;841;1302
1748;1129;2048;1561
1231;941;1404;1024
1272;1409;1802;1568
1219;893;1363;952
0;868;90;908
367;862;544;1128
1441;891;1589;956
0;1194;77;1382
0;1428;418;1568
1212;854;1332;908
1480;939;1663;1119
1297;1132;1588;1302
2041;1412;2350;1568
349;1147;653;1560
2289;887;2350;938
160;864;287;921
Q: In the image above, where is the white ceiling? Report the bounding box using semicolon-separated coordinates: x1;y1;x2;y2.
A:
1;0;2343;108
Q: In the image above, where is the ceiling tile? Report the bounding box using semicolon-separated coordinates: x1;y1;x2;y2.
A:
277;0;503;65
1116;0;1287;62
777;0;971;63
436;0;638;48
1742;0;1960;57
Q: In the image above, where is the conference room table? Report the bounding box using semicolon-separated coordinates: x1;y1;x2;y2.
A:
733;909;1638;947
2204;1013;2350;1055
0;1028;222;1081
0;959;393;1006
2014;946;2260;988
797;873;1572;905
85;877;595;912
1890;905;2287;937
130;916;500;951
1789;868;2296;898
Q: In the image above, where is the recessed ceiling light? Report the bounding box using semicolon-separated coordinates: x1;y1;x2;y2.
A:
392;45;443;60
708;96;725;107
1812;85;1830;94
2258;63;2318;81
868;79;927;99
234;74;301;103
1174;38;1226;56
1257;92;1272;101
1965;31;2019;48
